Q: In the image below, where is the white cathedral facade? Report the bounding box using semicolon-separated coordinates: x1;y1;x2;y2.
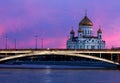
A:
66;15;106;49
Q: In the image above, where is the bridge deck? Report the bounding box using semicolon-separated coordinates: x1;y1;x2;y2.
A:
0;50;119;65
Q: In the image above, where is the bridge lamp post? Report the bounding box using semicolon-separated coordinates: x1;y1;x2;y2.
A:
41;38;43;49
14;38;16;49
5;36;8;50
35;35;38;50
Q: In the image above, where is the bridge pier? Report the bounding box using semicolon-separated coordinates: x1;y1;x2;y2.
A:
117;54;120;63
110;53;113;61
99;53;101;58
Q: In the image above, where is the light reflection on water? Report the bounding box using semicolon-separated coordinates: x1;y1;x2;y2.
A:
0;68;120;83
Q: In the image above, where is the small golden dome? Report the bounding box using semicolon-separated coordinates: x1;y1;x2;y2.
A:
79;16;93;26
70;29;75;34
97;28;102;33
78;28;83;32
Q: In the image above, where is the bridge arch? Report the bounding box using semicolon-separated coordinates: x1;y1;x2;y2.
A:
0;51;119;65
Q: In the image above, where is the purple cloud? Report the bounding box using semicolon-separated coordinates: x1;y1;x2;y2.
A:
0;0;120;49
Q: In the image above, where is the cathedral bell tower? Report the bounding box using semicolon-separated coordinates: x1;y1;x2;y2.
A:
97;28;102;39
70;28;75;40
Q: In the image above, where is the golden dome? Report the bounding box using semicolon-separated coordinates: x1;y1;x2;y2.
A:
97;28;102;33
79;16;93;26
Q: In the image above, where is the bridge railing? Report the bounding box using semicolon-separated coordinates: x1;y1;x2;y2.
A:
0;48;120;51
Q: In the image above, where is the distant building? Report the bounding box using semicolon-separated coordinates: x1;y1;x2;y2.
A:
66;14;106;49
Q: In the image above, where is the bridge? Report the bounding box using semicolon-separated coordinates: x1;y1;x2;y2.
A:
0;49;120;66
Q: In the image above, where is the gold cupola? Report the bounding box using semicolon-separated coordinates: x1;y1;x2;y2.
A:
79;15;93;26
97;28;102;33
70;28;75;34
78;28;83;33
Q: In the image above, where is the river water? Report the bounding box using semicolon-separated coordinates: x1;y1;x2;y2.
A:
0;68;120;83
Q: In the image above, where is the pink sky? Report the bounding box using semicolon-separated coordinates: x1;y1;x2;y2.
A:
0;0;120;49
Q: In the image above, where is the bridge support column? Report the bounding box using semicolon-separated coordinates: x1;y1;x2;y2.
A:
99;53;101;58
110;53;113;61
117;54;120;63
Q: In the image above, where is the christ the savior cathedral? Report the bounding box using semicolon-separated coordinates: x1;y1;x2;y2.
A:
66;15;106;49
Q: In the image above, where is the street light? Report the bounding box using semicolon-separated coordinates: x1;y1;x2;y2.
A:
14;38;16;49
41;38;43;49
5;36;8;49
35;35;38;50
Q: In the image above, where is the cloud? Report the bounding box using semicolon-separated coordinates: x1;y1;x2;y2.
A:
0;0;120;49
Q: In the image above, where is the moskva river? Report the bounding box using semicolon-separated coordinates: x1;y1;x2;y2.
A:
0;68;120;83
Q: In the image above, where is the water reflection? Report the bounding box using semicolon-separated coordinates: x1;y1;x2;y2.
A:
0;69;120;83
44;68;52;83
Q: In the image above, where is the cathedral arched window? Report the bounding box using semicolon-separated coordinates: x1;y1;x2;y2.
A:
80;45;82;49
84;30;86;35
92;40;94;42
80;34;82;37
91;46;95;49
87;46;88;49
90;31;92;35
